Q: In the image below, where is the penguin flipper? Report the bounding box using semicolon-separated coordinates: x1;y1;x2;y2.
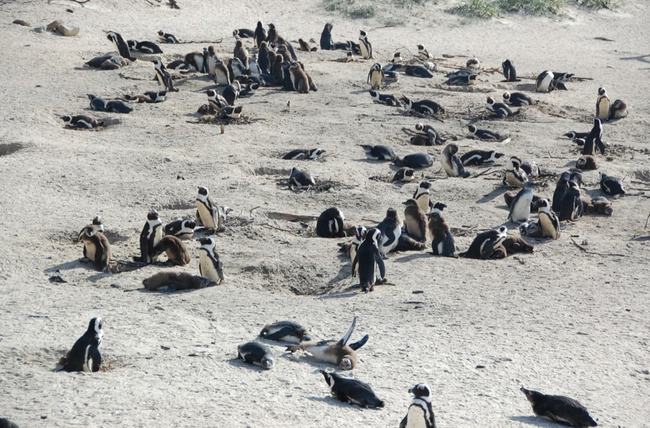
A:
374;248;386;279
90;347;102;372
349;334;369;351
337;316;357;346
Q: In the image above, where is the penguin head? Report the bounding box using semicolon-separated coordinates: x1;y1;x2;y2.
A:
256;21;263;29
206;89;218;100
339;356;353;370
468;124;477;134
503;59;512;67
268;23;275;30
308;148;325;159
570;170;583;186
403;198;418;208
198;236;216;248
197;186;209;197
92;216;105;232
106;32;117;43
152;58;162;68
157;30;164;36
385;208;398;220
486;96;495;106
598;87;607;96
182;219;197;230
417;44;425;51
466;57;480;68
520;387;543;404
509;156;522;169
415;123;424;131
232;29;240;39
354;226;367;240
360;30;367;37
496;226;508;238
261;355;275;370
87;317;103;338
235;39;243;48
127;40;137;49
368;90;378;98
443;143;458;156
346;51;353;58
146;209;159;221
419;181;432;190
61;115;72;124
503;92;511;100
408;384;432;399
320;370;334;386
537;198;551;213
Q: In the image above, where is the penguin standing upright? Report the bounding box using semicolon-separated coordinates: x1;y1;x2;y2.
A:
233;40;249;69
196;186;221;232
440;143;470;178
428;207;455;257
316;207;346;238
152;58;178;92
367;63;384;90
346;225;367;263
552;171;571;213
413;181;433;213
78;218;111;271
537;199;561;239
58;318;103;373
352;228;386;292
583;118;606;155
106;31;134;61
254;21;266;48
376;208;403;256
507;184;534;223
501;59;519;82
138;209;163;264
266;23;278;45
198;237;224;284
403;199;428;243
596;87;610;121
503;157;529;188
400;384;436;428
358;30;373;59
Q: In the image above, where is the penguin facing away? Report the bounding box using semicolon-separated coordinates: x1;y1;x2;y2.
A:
352;228;386;292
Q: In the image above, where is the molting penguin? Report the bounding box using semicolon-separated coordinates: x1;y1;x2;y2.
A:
600;172;625;196
106;31;134;61
441;144;470;178
288;62;310;93
376;208;403;255
521;387;597;427
403;199;428;243
502;59;519;82
237;341;274;370
298;38;318;52
576;155;598;171
287;317;369;370
198;236;224;284
143;272;214;291
316;207;346;238
596;87;610;120
137;209;163;264
428;207;455;257
259;321;311;344
78;217;111;271
400;384;436;428
507;184;534;223
503;91;533;107
58;317;103;372
358;30;373;59
152;58;178;92
151;235;190;266
461;226;508;260
537;199;561;239
196;186;221;232
467;124;510;143
266;23;278;45
461;150;504;166
352;228;386;292
289;167;316;188
320;371;384;408
503;157;529;188
163;219;196;240
609;99;627;120
233;39;249;69
367;63;384;90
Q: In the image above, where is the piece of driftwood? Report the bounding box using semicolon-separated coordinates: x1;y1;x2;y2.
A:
570;238;625;258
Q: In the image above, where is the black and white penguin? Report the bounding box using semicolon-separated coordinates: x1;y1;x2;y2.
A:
320;371;384;408
206;89;228;109
88;95;131;114
536;70;555;93
552;171;571;213
258;42;271;74
254;21;266;48
428;207;455;257
87;94;106;111
287;317;368;370
352;228;386;292
78;217;111;271
259;321;311;344
461;226;508;259
403;199;428;243
211;58;230;86
125;90;166;103
222;105;243;120
61;115;102;129
152;58;177;92
222;81;241;106
106;31;134;60
400;384;436;428
600;172;625;196
507;184;534;223
402;96;445;116
233;28;255;38
196;186;221;232
137;209;163;264
413;181;433;213
461;150;504;166
237;341;274;370
596;87;610;120
341;225;367;263
229;57;248;80
441;144;470;178
289;167;315;188
58;317;103;372
367;63;384;90
282;148;326;160
583;118;605;156
501;59;519;82
198;236;224;284
521;387;597;427
503;157;529;188
415;123;446;146
0;418;19;428
158;30;179;43
559;180;584;222
503;91;533;107
466;57;480;69
394;153;434;169
127;39;163;54
320;23;334;50
369;90;402;107
564;131;589;141
487;96;516;118
360;144;397;161
377;208;403;255
537;199;561;239
358;30;373;59
393;167;415;183
467;124;509;143
163;219;196;240
444;73;477;86
316;207;346;238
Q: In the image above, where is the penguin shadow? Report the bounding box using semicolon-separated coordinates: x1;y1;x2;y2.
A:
45;259;86;273
508;416;557;427
477;187;507;204
620;54;650;64
226;357;267;372
306;395;356;409
350;88;371;95
513;83;537;92
353;158;393;164
393;252;431;263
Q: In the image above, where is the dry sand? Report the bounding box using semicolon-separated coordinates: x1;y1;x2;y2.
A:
0;0;649;426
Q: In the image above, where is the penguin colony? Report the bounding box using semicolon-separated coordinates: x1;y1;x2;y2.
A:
33;13;635;428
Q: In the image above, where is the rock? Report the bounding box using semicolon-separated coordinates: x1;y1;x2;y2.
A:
46;20;80;37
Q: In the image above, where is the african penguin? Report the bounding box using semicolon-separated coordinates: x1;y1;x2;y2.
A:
415;123;446;145
254;21;266;48
289;167;316;188
316;207;346;238
537;199;561;239
376;208;403;256
487;96;516;118
61;115;103;130
503;91;533;106
106;31;134;61
558;180;584;222
599;172;625;196
127;39;163;54
461;226;508;260
282;148;326;160
467;124;509;143
198;236;224;284
320;371;384;408
394;153;434;169
393;167;415;183
400;384;436;428
596;87;610;120
521;387;597;427
259;321;311;344
78;217;111;271
196;186;221;232
151;235;190;266
402;96;445;116
237;341;274;370
428;207;455;257
367;63;384;90
501;59;519;82
461;150;504;166
507;184;534;223
503;157;529;188
58;317;103;373
352;228;386;292
441;144;470;178
369;90;402;107
137;209;163;264
358;30;373;59
361;144;397;161
158;30;179;43
403;199;428;243
152;58;178;92
412;181;433;213
583;118;605;156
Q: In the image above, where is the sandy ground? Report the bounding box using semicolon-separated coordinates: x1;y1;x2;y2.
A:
0;0;649;426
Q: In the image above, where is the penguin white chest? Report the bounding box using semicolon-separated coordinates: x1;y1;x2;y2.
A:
197;202;216;229
511;195;532;223
441;155;455;176
405;406;428;428
415;195;429;213
597;97;610;120
199;252;220;282
84;241;96;261
539;213;558;238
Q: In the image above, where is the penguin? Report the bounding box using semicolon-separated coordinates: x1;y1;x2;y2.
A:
137;209;163;264
537;199;561;239
233;28;255;38
127;39;163;54
288;62;310;93
564;131;589;141
316;207;346;238
87;94;107;111
124;90;166;103
196;186;221;232
583;118;605;155
151;235;190;266
552;72;573;90
441;144;470;178
461;150;504;166
367;63;384;90
358;30;373;59
400;384;436;428
298;38;318;52
237;341;274;370
360;144;397;161
466;57;480;69
254;21;266;48
402;96;445;116
507;184;534;223
143;271;214;291
158;30;179;44
487;96;516;118
266;23;278;44
503;91;533;106
520;387;597;427
0;418;19;428
596;87;610;120
395;153;435;169
403;199;428;243
536;70;555;92
203;46;218;76
61;115;102;130
461;226;508;259
222;81;241;106
233;39;249;69
320;23;334;50
282;148;326;160
167;58;190;71
559;180;584;222
576;155;598;171
503;157;529;188
502;59;519;82
222;105;243;120
444;73;477;86
352;228;386;292
344;225;367;263
404;64;435;78
228;57;248;80
467;124;509;143
213;59;231;86
415;123;446;145
583;195;613;217
552;171;572;213
152;58;178;92
259;321;311;344
600;172;625;196
206;89;229;109
198;236;224;284
413;181;433;213
58;317;103;372
289;167;315;188
391;51;403;63
287;317;368;370
608;99;627;120
417;44;431;60
428;208;455;257
78;219;111;271
369;90;402;107
319;371;384;409
377;208;403;255
106;31;134;61
183;50;205;73
85;53;128;70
